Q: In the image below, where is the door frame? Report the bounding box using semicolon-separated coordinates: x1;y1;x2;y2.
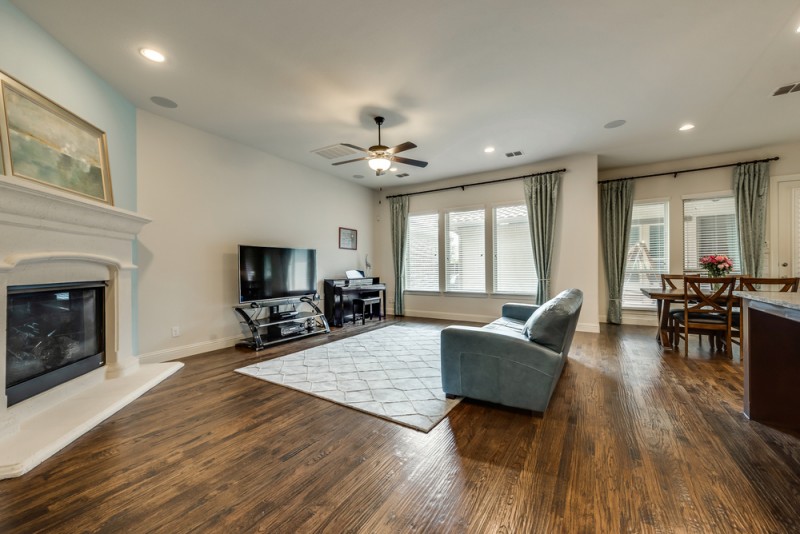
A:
768;173;800;277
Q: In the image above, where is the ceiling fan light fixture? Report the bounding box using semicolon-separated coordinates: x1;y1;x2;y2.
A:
368;157;391;172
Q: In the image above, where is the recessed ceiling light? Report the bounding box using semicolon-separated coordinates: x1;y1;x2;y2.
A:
484;146;495;153
604;119;626;129
796;25;800;33
139;48;166;63
679;123;695;131
389;167;398;172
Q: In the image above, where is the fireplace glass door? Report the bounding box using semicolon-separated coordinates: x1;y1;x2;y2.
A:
6;282;105;405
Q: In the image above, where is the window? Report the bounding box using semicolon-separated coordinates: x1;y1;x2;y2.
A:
493;204;536;295
445;208;485;292
683;196;741;273
622;201;668;308
405;213;439;291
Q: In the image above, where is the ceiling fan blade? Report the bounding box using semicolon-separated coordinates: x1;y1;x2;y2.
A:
341;143;370;153
386;141;417;155
332;157;369;166
391;156;428;168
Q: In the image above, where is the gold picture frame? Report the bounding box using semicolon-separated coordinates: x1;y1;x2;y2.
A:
0;71;113;205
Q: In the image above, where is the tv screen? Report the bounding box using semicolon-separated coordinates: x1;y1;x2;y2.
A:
238;245;317;303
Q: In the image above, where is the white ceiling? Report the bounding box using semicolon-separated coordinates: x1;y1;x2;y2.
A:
13;0;800;187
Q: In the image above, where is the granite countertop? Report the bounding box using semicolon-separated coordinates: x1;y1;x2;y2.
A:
733;291;800;311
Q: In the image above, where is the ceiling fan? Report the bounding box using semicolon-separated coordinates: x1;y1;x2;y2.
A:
333;116;428;176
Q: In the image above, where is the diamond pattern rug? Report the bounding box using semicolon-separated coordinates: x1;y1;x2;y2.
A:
235;325;461;432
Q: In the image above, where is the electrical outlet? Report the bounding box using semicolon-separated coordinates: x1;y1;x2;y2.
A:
171;326;180;337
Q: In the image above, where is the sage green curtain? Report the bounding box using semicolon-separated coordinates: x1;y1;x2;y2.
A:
389;196;409;316
599;179;634;324
524;172;562;305
734;161;770;277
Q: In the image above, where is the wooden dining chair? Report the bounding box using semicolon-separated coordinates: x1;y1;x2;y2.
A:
672;276;736;357
738;277;800;292
661;274;684;290
660;274;685;345
730;276;800;350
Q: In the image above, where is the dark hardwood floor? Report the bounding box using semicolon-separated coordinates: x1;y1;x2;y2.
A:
1;318;799;533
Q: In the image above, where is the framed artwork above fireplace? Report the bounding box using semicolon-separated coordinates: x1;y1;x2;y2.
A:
0;70;114;205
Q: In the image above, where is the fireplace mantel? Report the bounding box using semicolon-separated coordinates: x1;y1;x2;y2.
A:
0;174;182;479
0;173;150;239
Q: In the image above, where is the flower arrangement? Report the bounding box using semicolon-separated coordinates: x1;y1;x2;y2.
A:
699;254;733;277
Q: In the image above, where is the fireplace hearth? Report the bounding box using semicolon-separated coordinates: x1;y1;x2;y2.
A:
6;282;106;406
0;173;183;479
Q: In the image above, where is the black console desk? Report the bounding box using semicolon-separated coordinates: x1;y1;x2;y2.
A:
323;277;386;327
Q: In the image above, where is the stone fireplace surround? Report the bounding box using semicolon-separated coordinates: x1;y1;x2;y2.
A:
0;174;182;479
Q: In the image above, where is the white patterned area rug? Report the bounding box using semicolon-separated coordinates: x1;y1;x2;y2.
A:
235;325;461;432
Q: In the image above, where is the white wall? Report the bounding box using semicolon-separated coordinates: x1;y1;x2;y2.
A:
373;153;600;333
598;140;800;325
0;0;137;211
136;111;374;361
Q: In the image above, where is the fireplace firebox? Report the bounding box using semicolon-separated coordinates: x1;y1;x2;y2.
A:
6;282;106;406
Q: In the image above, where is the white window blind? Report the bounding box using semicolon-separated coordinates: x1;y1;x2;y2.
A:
405;213;440;291
493;204;536;295
622;201;668;308
445;208;485;292
683;197;741;274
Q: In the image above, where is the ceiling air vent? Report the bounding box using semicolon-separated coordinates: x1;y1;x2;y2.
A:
310;144;360;160
396;173;410;178
505;150;523;158
772;82;800;97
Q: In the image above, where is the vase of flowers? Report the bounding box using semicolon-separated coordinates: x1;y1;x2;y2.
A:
699;254;734;278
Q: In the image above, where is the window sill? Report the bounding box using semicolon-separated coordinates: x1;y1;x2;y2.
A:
490;292;536;300
443;291;489;298
404;290;441;296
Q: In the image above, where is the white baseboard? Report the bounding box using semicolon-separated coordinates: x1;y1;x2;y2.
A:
403;308;601;334
403;308;495;325
138;335;241;364
623;309;659;326
577;322;600;333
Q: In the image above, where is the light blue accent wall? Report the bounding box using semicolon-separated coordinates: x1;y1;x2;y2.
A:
0;0;140;352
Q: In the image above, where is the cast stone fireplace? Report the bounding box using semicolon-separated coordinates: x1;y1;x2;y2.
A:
0;174;182;479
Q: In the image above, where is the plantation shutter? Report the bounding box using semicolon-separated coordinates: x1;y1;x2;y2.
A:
683;197;742;274
493;204;536;294
445;208;485;292
405;213;439;291
622;201;668;308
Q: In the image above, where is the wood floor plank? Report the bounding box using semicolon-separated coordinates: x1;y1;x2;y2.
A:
1;319;799;533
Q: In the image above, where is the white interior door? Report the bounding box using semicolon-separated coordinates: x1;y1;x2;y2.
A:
776;179;800;277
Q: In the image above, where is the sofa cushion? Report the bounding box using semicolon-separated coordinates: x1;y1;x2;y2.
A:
483;316;527;339
522;289;583;352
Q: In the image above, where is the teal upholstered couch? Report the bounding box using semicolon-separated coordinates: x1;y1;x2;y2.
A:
440;288;583;412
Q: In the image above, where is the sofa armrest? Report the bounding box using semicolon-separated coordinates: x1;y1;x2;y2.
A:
441;326;561;374
501;303;540;322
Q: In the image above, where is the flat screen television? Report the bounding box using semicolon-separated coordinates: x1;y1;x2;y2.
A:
238;245;317;303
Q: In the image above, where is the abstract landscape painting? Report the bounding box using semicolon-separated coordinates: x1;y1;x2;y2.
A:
1;76;112;204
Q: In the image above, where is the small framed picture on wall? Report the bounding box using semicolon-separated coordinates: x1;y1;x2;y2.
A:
339;227;357;250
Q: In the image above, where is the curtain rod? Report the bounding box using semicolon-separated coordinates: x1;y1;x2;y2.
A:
602;156;779;183
384;168;567;200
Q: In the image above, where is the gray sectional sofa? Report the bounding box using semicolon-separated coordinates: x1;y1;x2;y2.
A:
440;288;583;412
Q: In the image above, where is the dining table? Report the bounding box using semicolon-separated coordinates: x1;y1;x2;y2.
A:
640;287;685;348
